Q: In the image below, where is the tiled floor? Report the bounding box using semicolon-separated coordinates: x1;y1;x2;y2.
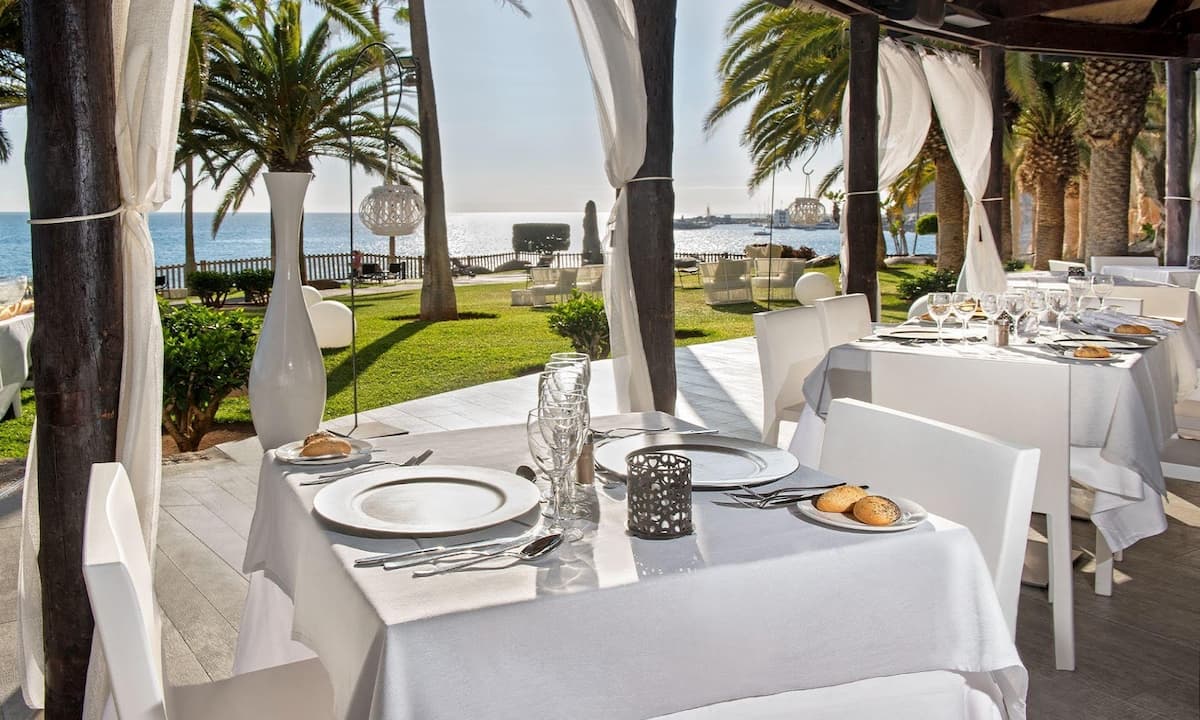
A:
1;337;1197;719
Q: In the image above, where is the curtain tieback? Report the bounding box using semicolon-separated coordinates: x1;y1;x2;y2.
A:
844;190;878;197
625;176;673;185
1164;195;1191;202
29;201;150;226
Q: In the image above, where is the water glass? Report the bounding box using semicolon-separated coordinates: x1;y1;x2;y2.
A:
979;292;1002;324
1091;274;1115;311
1047;290;1069;334
527;406;586;537
928;292;952;345
950;291;975;335
1003;292;1026;332
549;352;591;389
1067;276;1091;315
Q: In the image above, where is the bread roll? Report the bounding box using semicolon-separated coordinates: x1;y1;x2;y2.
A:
814;485;868;513
1074;345;1112;359
852;496;902;526
1114;323;1152;335
300;436;352;457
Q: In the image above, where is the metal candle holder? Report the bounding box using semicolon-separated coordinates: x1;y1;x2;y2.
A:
626;451;693;539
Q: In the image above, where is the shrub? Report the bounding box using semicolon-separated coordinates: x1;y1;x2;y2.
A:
915;213;938;235
895;268;958;303
235;268;274;305
548;290;610;360
1003;259;1026;272
512;223;570;254
161;302;260;452
188;270;235;307
785;245;817;260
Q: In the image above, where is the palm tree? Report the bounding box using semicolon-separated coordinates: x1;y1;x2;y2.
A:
0;0;25;162
195;0;419;278
923;119;966;272
1009;54;1082;270
1081;58;1153;258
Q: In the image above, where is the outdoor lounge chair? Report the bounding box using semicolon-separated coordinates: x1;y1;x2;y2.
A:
529;267;577;306
451;258;476;278
359;262;386;283
750;258;805;299
575;264;603;293
699;259;751;306
155;275;167;295
388;262;406;281
674;256;701;288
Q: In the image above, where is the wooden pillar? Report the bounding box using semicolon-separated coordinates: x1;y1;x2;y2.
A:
846;13;879;320
629;0;677;412
1165;59;1191;267
23;1;123;715
981;46;1005;254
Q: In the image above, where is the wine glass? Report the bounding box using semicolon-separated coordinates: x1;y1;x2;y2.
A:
950;291;976;339
1003;292;1026;333
549;352;591;389
1091;274;1115;312
1067;276;1091;315
928;292;952;345
1047;290;1069;335
1023;290;1047;343
979;291;1002;327
527;406;585;539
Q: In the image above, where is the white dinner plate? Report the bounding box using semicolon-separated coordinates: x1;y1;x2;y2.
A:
1060;349;1125;362
594;432;799;489
312;465;541;537
876;327;983;342
796;496;928;533
277;437;373;465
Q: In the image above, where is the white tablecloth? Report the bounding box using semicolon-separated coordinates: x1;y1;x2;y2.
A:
802;331;1174;551
1100;264;1200;288
240;412;1026;720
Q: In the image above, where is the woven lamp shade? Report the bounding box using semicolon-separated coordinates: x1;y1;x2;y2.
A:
359;184;424;236
788;197;824;226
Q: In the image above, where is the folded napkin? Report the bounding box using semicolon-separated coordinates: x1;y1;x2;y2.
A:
1078;309;1174;335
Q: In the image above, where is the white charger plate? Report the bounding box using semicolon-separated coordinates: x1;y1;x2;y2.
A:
312;465;540;537
594;432;799;489
797;496;928;533
277;437;373;465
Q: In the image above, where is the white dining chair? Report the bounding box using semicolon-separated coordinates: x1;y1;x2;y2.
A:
868;354;1076;671
1077;295;1144;315
1098;285;1192;322
1090;255;1158;274
1048;260;1086;273
813;293;872;348
83;463;335;720
753;306;827;446
907;294;930;319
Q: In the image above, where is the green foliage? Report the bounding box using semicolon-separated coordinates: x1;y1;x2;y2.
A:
916;213;938;235
782;245;816;260
187;270;235;307
235;268;274;305
161;302;259;452
512;223;571;254
1004;259;1027;272
895;268;958;303
1139;222;1156;244
547;290;610;360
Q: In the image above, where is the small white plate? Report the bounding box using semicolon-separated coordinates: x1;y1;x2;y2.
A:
277;437;373;465
1060;349;1125;362
796;496;928;533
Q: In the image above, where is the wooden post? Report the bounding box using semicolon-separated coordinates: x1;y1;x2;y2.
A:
628;0;677;413
23;1;123;715
1165;59;1191;267
981;46;1005;254
846;13;879;320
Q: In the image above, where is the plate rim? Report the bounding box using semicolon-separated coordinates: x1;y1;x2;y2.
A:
311;464;540;537
594;431;799;489
1059;349;1125;362
277;437;373;465
796;496;928;533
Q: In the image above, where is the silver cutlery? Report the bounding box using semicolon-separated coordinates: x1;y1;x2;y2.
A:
381;538;534;570
592;426;668;439
301;448;432;486
359;530;536;569
412;534;563;577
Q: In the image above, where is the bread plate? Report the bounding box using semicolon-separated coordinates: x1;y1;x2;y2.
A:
1060;349;1125;363
1101;329;1160;340
797;496;927;533
277;437;373;465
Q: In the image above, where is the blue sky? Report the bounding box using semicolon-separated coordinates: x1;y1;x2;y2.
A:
0;0;842;216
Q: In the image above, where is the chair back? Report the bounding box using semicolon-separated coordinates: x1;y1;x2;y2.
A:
301;285;322;308
715;258;749;282
530;267;556;285
576;264;603;283
388;262;404;275
83;463;167;720
813;293;872;347
753;258;790;276
1102;285;1191;321
907;294;930;319
1047;260;1085;273
820;399;1040;637
1090;255;1158;274
555;268;578;292
753;306;827;445
793;272;836;305
1078;296;1144;315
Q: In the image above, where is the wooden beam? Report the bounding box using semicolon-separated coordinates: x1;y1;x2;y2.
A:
1164;58;1191;266
968;0;1123;21
973;17;1190;58
980;46;1005;254
23;0;123;715
846;13;880;320
629;0;677;413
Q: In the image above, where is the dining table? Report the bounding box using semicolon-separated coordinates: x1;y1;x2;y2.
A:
237;411;1026;720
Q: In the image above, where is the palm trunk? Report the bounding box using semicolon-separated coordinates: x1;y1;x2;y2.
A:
184;155;197;278
410;0;458;321
1000;163;1014;261
934;155;965;271
1063;178;1080;259
1078;172;1089;259
1085;142;1137;257
1033;173;1067;270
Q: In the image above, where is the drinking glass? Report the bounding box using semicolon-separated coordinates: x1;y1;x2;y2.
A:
1067;276;1091;315
1047;290;1069;334
979;291;1002;326
527;406;585;538
549;352;591;389
1003;292;1026;333
1091;274;1115;311
950;291;976;335
1025;289;1047;320
1021;290;1046;343
928;292;952;345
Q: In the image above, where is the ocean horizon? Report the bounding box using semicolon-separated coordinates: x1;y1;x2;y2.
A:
0;210;937;277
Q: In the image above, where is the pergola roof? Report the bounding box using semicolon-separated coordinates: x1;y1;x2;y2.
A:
784;0;1200;58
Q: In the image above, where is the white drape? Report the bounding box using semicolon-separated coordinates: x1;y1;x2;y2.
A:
18;1;192;714
567;0;654;412
1188;70;1200;258
838;39;932;307
920;50;1006;294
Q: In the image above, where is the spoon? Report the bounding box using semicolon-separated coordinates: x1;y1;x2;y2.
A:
413;533;563;577
515;465;537;482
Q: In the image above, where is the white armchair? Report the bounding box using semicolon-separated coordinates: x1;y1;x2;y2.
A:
699;259;752;306
575;264;604;293
750;258;805;299
530;268;577;306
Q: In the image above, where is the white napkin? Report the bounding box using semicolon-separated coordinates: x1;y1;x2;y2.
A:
1079;310;1173;335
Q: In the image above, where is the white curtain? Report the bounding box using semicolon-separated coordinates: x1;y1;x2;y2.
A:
567;0;654;412
838;39;932;307
1188;69;1200;258
18;1;192;714
920;49;1007;294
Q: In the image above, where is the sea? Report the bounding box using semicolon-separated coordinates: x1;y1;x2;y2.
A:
0;210;939;276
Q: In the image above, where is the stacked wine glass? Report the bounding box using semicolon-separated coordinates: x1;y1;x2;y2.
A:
527;352;592;537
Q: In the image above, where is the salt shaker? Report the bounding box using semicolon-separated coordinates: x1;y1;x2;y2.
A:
987;320;1009;347
575;433;595;486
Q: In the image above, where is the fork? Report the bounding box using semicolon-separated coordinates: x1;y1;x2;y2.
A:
724;482;847;502
300;449;432;486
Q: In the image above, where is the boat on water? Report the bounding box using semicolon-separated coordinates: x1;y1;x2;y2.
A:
673;215;712;230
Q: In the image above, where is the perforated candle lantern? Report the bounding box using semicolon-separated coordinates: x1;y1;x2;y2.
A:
359;184;424;237
626;451;693;539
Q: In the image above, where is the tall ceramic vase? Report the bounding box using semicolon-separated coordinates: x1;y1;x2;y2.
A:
249;172;326;450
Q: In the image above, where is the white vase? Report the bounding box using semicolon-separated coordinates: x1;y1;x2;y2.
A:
249;172;326;450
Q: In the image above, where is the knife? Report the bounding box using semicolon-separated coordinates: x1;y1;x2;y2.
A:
356;531;532;568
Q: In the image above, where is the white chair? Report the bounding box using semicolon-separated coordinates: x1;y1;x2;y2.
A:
308;300;354;349
1077;296;1144;315
868;354;1076;670
753;306;827;446
793;271;836;305
813;293;872;348
751;258;805;299
821;399;1039;639
1047;260;1085;273
301;285;323;308
530;267;577;306
908;294;930;320
83;463;335;720
1090;255;1158;274
1098;285;1191;322
699;259;752;306
575;264;603;293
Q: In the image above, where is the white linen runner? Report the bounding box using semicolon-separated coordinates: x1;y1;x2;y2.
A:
568;0;654;411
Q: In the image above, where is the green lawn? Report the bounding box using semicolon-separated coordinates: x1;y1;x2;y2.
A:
0;264;925;459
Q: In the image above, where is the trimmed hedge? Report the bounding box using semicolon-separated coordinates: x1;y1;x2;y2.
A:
188;270;235;308
235;268;274;305
513;223;570;254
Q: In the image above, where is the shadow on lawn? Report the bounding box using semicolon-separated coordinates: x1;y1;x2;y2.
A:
325;319;429;397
